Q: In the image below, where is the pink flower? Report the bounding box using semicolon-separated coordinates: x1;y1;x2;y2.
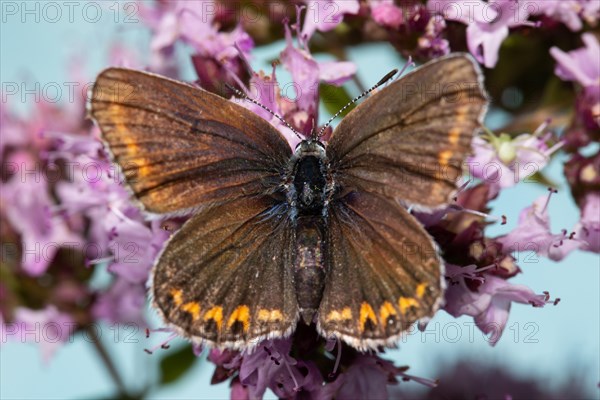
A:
233;63;309;149
531;0;586;31
428;0;538;67
239;339;304;399
370;0;404;29
418;15;451;58
201;323;440;398
1;155;82;276
575;192;600;253
49;128;171;282
139;1;240;54
1;73;88;157
138;0;253;85
301;0;360;39
496;193;582;261
92;277;147;326
551;33;600;128
46;128;172;325
468;123;563;190
581;0;600;26
11;306;75;364
530;0;600;30
230;379;249;400
327;355;392;399
369;2;450;59
280;22;355;139
106;219;170;284
233;19;355;148
325;355;438;398
0;102;27;153
551;33;600;89
444;265;549;345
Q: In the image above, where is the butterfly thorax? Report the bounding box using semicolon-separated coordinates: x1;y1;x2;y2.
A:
287;140;332;216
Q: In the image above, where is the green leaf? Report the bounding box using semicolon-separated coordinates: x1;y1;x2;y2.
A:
526;171;559;188
159;344;198;385
320;84;354;118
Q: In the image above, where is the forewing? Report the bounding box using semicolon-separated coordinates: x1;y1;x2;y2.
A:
90;68;291;215
317;191;442;351
327;53;488;208
152;196;298;349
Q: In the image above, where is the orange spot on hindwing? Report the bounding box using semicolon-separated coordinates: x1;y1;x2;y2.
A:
181;302;201;320
399;297;420;314
257;309;283;323
203;306;223;331
438;150;453;167
170;289;183;306
379;302;397;328
359;302;378;332
227;305;250;332
448;127;461;145
416;283;427;299
326;307;353;322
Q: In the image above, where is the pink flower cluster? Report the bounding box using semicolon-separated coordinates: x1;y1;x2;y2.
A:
1;55;170;360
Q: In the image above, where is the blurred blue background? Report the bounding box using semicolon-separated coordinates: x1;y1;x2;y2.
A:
1;3;598;399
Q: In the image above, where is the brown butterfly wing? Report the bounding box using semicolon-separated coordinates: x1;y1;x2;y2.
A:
90;68;291;216
91;69;298;347
317;191;442;350
327;53;488;209
152;196;298;348
318;54;487;349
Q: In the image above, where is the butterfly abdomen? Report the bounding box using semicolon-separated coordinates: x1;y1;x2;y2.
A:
294;217;327;324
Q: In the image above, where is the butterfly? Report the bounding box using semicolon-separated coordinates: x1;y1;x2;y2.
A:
90;53;488;351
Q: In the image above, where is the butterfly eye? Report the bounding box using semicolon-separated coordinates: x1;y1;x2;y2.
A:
295;140;315;150
313;141;326;151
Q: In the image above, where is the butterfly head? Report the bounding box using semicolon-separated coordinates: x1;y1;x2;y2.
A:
294;139;326;158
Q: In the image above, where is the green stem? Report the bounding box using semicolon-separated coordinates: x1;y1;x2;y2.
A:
86;325;129;397
352;73;367;94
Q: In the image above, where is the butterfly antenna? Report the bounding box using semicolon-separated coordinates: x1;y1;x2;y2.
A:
225;83;303;140
317;69;398;139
